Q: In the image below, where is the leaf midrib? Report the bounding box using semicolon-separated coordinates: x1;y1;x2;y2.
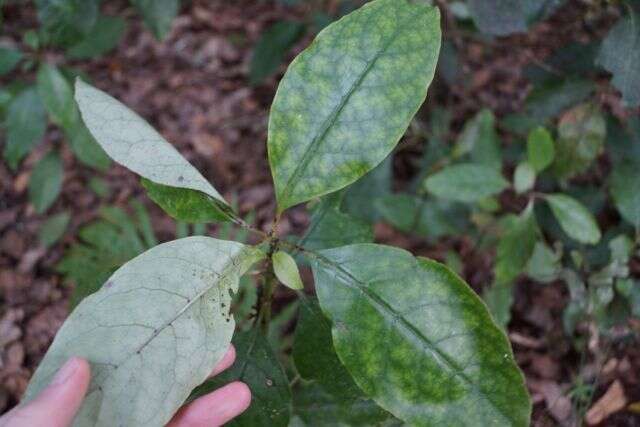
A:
312;251;513;424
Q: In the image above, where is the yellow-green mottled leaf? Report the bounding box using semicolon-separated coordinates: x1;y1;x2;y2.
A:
268;0;441;212
273;250;304;290
24;237;264;426
310;244;531;426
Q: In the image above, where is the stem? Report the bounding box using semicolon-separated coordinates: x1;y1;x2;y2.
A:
257;237;279;333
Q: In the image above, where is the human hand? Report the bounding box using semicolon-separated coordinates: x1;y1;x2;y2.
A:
0;346;250;427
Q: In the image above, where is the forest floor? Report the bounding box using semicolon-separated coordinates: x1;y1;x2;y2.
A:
1;0;639;425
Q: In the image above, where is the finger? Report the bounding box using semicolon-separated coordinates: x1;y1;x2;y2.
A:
1;358;90;427
167;381;251;427
209;345;236;378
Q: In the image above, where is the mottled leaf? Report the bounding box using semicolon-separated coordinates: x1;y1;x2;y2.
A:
513;162;536;194
495;205;538;284
191;329;291;427
130;0;179;40
249;20;306;85
553;103;605;180
268;0;441;211
38;211;70;248
0;46;22;75
26;237;264;426
66;16;126;59
527;126;555;172
141;179;231;223
610;162;640;230
545;193;601;244
310;244;531;426
597;13;640;107
29;151;63;214
273;250;304;290
75;79;233;219
423;163;509;203
3;88;46;170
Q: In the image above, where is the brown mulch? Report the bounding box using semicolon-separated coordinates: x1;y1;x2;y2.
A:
1;0;639;424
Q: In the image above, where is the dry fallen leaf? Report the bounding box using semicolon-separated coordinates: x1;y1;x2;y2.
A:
586;380;627;425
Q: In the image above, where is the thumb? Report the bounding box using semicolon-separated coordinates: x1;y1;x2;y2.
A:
1;358;91;427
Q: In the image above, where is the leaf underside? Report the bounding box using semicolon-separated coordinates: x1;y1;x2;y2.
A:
310;244;531;426
268;0;441;211
24;237;263;427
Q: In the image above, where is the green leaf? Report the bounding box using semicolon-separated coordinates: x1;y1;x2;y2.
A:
376;193;470;239
35;0;99;46
527;126;555;172
597;13;640;107
610;162;640;230
268;0;441;212
26;237;264;426
249;20;306;85
0;46;23;75
141;178;232;223
453;109;502;169
29;151;63;214
66;16;126;59
191;329;292;427
495;205;538;284
513;162;536;194
3;88;47;170
544;193;601;245
482;282;514;328
423;163;509;203
273;250;303;290
300;193;373;251
130;0;179;40
553;103;605;180
65;120;111;171
38;211;71;247
37;63;77;128
75;79;234;219
525;241;562;283
342;156;392;222
310;244;531;426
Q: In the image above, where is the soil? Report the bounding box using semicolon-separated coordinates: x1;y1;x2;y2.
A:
1;0;639;425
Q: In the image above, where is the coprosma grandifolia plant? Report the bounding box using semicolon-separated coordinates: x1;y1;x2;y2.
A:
23;1;532;425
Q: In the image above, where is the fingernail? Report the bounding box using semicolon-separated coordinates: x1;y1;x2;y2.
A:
50;358;80;387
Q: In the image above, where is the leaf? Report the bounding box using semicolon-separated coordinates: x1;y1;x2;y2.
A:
527;126;555;172
249;20;306;85
3;87;47;170
597;13;640;107
38;211;71;248
310;244;531;426
26;237;264;426
553;103;605;180
268;0;441;212
544;193;601;245
191;329;292;427
29;151;63;214
513;162;536;194
423;163;509;203
66;15;126;59
453;109;502;169
35;0;99;46
495;205;538;284
37;63;77;128
0;46;22;75
273;251;304;290
342;156;392;222
65;120;111;171
609;162;640;230
141;178;232;223
300;193;373;251
525;241;562;283
482;282;514;328
376;193;470;239
75;79;234;219
130;0;179;40
293;382;394;426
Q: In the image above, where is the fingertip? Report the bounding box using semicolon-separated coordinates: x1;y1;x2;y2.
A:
228;381;251;412
210;345;236;377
